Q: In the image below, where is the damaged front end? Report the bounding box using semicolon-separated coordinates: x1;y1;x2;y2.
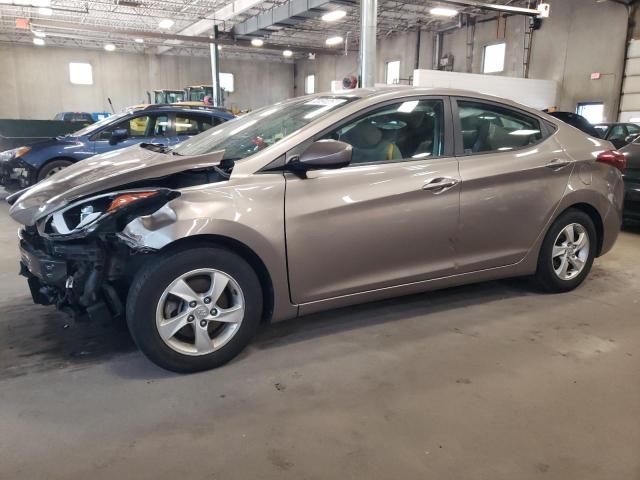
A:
18;188;180;321
10;143;233;322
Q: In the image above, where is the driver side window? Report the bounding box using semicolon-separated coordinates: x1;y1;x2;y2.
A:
322;99;445;165
96;115;152;140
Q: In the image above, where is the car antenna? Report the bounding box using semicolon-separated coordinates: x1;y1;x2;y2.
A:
107;97;115;114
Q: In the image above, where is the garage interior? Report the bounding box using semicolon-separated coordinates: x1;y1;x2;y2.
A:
1;0;639;478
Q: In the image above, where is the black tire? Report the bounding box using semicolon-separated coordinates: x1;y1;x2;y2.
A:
126;246;263;373
534;209;597;293
37;159;73;182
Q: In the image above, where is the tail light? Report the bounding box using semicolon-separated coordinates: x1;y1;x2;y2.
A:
596;150;626;173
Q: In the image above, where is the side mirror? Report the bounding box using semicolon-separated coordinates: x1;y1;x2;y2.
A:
109;128;129;145
289;139;352;176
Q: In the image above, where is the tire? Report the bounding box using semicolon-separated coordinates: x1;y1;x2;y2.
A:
534;209;597;293
37;159;73;182
126;246;263;373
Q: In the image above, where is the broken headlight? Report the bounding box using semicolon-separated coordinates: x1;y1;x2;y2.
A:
40;189;180;238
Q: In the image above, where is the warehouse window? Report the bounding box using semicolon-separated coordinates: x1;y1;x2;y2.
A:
482;43;506;74
386;60;400;85
69;62;93;85
220;73;234;93
305;74;315;94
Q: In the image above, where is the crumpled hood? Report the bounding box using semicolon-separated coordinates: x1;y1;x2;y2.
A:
9;144;224;226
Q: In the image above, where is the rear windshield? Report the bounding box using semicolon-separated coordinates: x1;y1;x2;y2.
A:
172;96;358;161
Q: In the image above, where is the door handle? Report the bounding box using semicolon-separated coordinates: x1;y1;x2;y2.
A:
422;177;460;193
545;159;572;170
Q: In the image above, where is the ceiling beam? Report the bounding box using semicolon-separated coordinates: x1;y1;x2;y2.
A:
29;19;343;55
431;0;543;16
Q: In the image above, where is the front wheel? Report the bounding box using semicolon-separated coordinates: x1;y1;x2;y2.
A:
127;247;263;373
37;159;73;182
534;209;597;293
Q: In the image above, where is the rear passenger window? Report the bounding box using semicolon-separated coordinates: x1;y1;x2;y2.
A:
323;99;445;164
457;100;543;154
175;114;216;136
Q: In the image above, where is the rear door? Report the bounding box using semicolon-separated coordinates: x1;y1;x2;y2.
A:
453;98;573;272
285;96;460;304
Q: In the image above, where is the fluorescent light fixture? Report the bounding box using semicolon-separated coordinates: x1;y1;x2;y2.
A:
251;38;264;47
430;7;458;17
33;37;45;46
33;30;46;38
325;36;343;46
321;10;346;22
38;7;53;15
282;49;293;57
158;18;174;29
134;38;144;43
104;43;116;51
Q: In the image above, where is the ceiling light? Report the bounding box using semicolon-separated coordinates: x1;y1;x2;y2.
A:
33;30;46;38
104;43;116;51
251;38;264;47
158;18;174;29
33;37;45;46
283;49;293;57
430;7;459;17
38;7;53;15
134;38;144;43
321;10;347;22
325;36;343;46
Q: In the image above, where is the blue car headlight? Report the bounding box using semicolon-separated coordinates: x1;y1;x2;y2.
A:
0;146;31;163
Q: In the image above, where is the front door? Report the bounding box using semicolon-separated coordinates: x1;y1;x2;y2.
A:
285;97;460;304
452;98;574;272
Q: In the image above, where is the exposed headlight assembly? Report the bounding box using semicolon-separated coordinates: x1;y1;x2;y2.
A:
0;146;31;163
40;189;180;238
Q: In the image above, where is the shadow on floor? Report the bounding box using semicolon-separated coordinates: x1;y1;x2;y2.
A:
0;275;537;380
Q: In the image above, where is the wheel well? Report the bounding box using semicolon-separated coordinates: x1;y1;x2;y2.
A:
38;157;75;174
160;235;275;323
565;203;604;256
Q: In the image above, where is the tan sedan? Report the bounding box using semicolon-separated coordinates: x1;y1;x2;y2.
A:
9;88;625;372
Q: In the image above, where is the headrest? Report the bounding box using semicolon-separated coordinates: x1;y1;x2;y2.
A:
343;122;382;149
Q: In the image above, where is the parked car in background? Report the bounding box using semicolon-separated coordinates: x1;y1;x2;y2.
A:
0;105;234;188
53;112;95;124
593;122;640;149
544;111;603;138
619;139;640;222
8;88;624;372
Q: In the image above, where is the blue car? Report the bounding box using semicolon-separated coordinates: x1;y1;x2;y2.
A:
0;105;234;188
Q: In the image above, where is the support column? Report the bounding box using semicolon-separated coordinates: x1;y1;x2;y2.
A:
359;0;377;88
210;25;222;107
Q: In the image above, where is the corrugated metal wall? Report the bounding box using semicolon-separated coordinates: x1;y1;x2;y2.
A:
619;39;640;122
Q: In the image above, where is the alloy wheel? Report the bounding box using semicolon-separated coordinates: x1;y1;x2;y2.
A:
552;223;590;281
155;268;245;356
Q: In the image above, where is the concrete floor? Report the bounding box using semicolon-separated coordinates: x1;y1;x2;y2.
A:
0;195;639;480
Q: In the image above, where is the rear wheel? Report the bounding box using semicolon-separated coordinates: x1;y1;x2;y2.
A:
534;209;597;292
127;247;262;373
37;159;72;182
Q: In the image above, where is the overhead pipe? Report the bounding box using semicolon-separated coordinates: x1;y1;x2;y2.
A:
359;0;378;87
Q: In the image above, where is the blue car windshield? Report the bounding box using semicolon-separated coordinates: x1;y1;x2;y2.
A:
71;112;128;137
172;95;357;160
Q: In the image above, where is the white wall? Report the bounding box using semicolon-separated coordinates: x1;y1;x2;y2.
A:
0;44;295;119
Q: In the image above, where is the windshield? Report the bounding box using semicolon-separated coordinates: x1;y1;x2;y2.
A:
172;95;358;160
71;112;128;137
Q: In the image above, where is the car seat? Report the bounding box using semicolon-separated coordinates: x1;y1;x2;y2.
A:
342;121;402;163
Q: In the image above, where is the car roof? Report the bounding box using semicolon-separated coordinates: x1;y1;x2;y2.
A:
126;105;234;117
